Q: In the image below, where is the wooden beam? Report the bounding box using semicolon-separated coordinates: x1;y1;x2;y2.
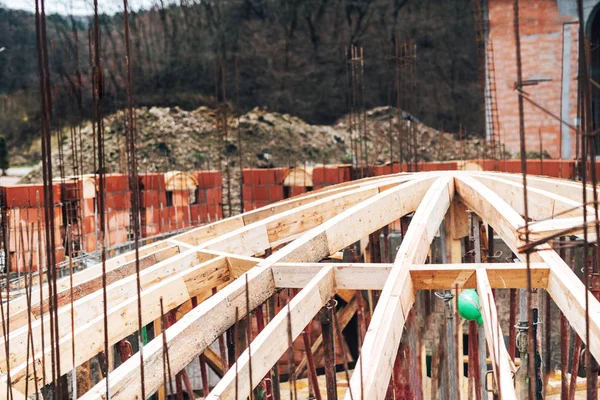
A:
5;175;414;388
79;176;434;400
7;245;182;331
525;216;596;242
0;380;26;400
473;172;596;205
2;241;173;321
476;269;517;397
207;266;336;398
7;255;231;391
270;262;549;290
5;173;411;326
1;249;210;371
202;347;225;378
455;175;600;366
345;176;454;399
176;173;416;245
295;296;358;379
195;176;413;256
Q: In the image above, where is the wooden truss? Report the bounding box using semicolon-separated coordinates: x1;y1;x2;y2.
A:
2;171;600;399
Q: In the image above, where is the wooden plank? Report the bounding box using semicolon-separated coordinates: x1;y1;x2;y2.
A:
1;249;210;371
7;245;182;331
472;173;596;220
7;255;231;392
2;240;172;321
473;172;595;205
476;269;517;398
455;175;600;367
271;262;549;290
450;200;470;240
345;176;454;399
197;176;413;256
0;380;26;400
206;266;336;399
239;173;414;226
79;175;433;400
202;347;224;377
525;216;596;242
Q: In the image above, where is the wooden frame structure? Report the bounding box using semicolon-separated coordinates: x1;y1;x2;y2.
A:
2;171;600;399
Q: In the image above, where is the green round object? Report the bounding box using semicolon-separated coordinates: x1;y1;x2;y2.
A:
457;289;483;325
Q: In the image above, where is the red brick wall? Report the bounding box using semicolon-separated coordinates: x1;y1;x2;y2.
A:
242;168;288;211
140;171;223;235
193;171;223;224
489;0;579;158
313;166;352;189
1;184;65;272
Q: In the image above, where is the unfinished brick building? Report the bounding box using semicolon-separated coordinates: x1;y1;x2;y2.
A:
486;0;600;158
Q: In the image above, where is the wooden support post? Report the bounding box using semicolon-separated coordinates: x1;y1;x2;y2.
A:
439;221;458;400
320;300;337;400
559;237;569;400
476;269;517;399
154;317;166;400
472;213;488;400
508;289;517;362
468;321;482;400
448;200;467;400
301;329;322;400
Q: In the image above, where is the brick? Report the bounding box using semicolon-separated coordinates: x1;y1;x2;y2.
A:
82;198;95;216
204;188;222;205
82;215;96;235
252;186;269;201
140;173;165;191
269;186;284;201
3;186;31;208
191;204;209;223
290;186;307;197
312;167;325;184
84;233;98;252
195;171;221;188
242;186;254;202
324;167;342;183
243;201;256;212
104;174;130;192
141;191;165;208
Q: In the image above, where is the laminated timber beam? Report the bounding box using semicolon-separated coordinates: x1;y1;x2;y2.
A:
470;173;598;241
79;175;435;399
271;262;549;290
473;172;599;205
2;174;416;390
7;253;230;391
206;266;336;398
455;175;600;364
471;173;597;219
345;176;454;399
6;244;183;331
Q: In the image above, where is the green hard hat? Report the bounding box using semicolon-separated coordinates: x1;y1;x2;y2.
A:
457;289;483;325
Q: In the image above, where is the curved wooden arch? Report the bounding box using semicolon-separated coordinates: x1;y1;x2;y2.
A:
3;171;600;400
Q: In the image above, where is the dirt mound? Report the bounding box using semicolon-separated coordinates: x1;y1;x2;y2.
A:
20;105;498;185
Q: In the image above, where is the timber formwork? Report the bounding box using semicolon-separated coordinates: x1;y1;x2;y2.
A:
2;171;599;399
